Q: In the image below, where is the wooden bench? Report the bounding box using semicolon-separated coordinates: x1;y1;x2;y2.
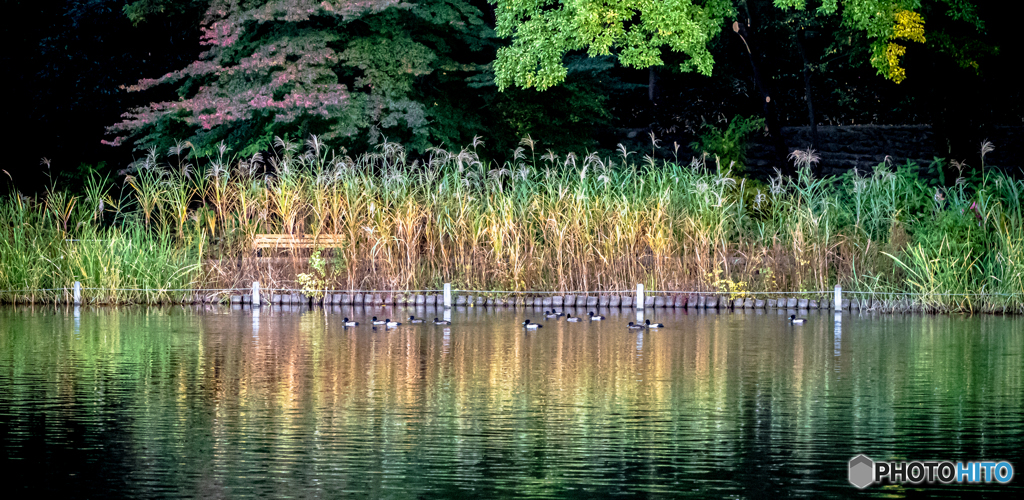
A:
253;234;346;250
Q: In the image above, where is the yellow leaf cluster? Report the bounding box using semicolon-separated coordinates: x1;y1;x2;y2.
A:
885;43;908;83
707;269;749;300
892;10;926;43
884;10;925;84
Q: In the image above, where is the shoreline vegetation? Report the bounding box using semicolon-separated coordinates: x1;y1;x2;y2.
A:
2;137;1022;313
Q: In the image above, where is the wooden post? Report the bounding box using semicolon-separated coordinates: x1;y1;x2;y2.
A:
252;281;261;308
444;283;452;309
636;284;644;310
73;281;81;306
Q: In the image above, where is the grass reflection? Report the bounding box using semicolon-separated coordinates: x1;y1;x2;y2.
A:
0;307;1021;497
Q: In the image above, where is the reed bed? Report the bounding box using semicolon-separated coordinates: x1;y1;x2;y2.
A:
2;137;1022;312
0;193;203;304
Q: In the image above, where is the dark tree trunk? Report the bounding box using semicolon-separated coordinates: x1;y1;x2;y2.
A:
795;28;821;176
648;67;660;104
733;20;791;177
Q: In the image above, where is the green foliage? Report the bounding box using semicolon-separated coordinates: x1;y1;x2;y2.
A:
111;0;631;158
482;56;621;154
914;210;988;263
53;162;113;195
123;0;206;25
839;159;930;241
493;0;735;90
689;115;765;173
297;249;329;299
492;0;985;90
0;191;203;305
926;30;997;73
884;208;991;311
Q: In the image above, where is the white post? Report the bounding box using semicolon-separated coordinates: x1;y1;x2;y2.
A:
444;283;452;309
636;284;644;310
73;281;81;306
252;281;261;308
834;284;842;310
834;315;842;355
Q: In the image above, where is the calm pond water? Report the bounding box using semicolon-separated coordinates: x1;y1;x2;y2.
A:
2;305;1021;498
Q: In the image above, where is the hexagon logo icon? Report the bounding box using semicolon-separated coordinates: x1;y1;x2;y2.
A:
849;454;875;489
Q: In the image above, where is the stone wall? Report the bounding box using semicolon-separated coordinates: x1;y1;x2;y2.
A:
986;125;1024;173
746;124;1022;177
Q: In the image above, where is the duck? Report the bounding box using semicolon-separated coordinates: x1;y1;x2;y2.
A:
627;322;645;330
566;314;581;322
645;319;664;328
523;319;543;329
789;315;806;325
343;317;359;327
371;316;385;325
588;311;605;321
544;310;560;319
433;317;451;325
408;315;424;324
385;318;401;328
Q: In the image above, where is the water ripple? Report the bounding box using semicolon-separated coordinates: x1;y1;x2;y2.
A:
1;307;1022;497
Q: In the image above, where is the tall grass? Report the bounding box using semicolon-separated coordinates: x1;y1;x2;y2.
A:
2;137;1022;312
0;188;203;305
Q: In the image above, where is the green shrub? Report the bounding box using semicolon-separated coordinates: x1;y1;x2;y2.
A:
689;115;765;173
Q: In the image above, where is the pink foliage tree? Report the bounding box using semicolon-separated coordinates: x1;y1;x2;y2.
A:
107;0;492;154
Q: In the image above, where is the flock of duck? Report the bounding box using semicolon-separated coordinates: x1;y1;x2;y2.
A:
526;311;807;329
523;311;661;329
342;316;451;328
342;312;808;329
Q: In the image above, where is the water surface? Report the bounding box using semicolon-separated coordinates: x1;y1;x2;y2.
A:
2;306;1021;498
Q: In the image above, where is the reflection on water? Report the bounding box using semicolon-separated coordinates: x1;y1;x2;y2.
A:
2;305;1022;498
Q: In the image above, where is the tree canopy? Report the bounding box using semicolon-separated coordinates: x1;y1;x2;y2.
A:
492;0;981;90
106;0;498;155
70;0;1012;184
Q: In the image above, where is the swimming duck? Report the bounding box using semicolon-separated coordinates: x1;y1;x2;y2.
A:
433;317;451;325
645;319;664;328
385;319;401;327
343;317;359;327
523;320;542;329
544;310;560;319
566;314;581;322
371;316;385;325
789;315;806;325
627;322;645;330
588;311;605;321
408;315;424;324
